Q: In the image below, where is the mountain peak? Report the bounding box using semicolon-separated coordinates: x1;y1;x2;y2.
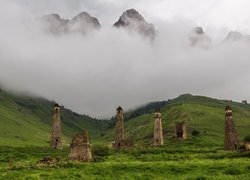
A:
116;9;145;24
188;27;210;47
113;9;155;41
193;27;204;34
71;11;100;28
224;31;243;41
37;12;100;35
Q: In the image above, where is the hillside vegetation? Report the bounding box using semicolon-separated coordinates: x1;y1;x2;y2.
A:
1;89;250;148
1;91;250;179
0;89;106;146
103;94;250;147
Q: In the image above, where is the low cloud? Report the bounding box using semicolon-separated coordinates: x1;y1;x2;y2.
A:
1;1;250;118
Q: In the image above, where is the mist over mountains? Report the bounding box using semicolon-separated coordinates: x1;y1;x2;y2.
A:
1;1;250;118
37;12;100;35
36;9;250;45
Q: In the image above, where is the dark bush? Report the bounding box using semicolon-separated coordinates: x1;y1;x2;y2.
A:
192;130;200;136
224;168;241;175
196;176;206;180
244;135;250;142
92;144;110;162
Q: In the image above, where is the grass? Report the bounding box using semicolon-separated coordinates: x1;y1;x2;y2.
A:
1;91;250;179
0;141;249;179
0;90;106;146
103;94;250;146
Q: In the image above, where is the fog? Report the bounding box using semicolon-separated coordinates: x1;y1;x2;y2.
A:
1;0;250;118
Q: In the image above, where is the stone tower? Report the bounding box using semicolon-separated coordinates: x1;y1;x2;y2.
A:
114;106;124;148
50;103;62;149
68;131;93;162
224;106;239;151
174;121;187;140
153;108;163;146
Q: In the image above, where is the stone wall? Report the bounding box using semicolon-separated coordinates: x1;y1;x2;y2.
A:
68;131;93;162
50;104;62;149
224;106;239;151
153;109;163;146
174;121;187;140
114;106;125;148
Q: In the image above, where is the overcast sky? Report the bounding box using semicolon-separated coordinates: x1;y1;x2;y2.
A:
1;0;250;118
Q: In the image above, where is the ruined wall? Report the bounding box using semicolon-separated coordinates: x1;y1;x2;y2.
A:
153;109;163;146
50;104;62;149
224;106;239;151
114;106;124;148
68;131;93;162
174;121;187;140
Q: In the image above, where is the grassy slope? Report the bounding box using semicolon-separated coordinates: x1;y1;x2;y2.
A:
0;144;249;179
103;94;250;146
0;93;250;179
0;90;105;147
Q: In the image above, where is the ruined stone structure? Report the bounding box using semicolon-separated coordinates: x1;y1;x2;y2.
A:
224;106;239;151
153;109;163;146
114;106;125;148
68;131;93;162
245;143;250;150
50;104;62;149
174;121;187;140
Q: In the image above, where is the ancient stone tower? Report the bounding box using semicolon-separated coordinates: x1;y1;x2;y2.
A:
174;121;187;140
224;106;239;151
153;108;163;146
68;131;93;162
50;103;62;149
114;106;124;148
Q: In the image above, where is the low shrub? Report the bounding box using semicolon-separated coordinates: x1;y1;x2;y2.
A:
192;130;200;137
224;168;241;175
92;144;110;162
243;135;250;142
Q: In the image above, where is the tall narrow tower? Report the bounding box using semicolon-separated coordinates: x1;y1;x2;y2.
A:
153;108;163;146
114;106;124;148
224;106;239;151
50;103;62;149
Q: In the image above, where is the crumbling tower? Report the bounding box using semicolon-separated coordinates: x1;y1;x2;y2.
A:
114;106;124;148
50;103;62;149
174;121;187;140
153;108;163;146
68;131;93;162
224;106;239;151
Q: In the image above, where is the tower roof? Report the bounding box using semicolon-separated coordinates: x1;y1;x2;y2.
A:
116;106;123;111
54;103;60;108
225;105;232;111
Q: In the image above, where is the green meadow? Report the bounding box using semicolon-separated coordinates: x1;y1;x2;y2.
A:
0;90;250;179
0;141;250;179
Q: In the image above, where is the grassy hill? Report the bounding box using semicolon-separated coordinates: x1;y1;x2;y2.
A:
1;89;250;148
103;94;250;147
0;89;106;147
1;91;250;179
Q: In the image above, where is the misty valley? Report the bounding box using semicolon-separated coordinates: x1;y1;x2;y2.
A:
1;1;250;180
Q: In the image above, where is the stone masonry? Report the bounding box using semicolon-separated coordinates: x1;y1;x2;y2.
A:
224;106;239;151
50;103;62;149
153;108;163;146
114;106;124;148
175;121;187;140
68;131;93;162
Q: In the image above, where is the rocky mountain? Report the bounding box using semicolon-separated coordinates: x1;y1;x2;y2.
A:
37;12;100;35
223;31;250;43
113;9;155;41
188;27;211;47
